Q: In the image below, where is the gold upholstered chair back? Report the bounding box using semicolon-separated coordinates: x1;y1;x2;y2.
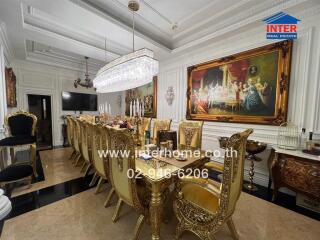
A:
66;116;73;147
90;124;109;179
223;129;253;217
108;128;141;208
178;120;204;150
152;119;172;144
79;120;91;164
139;117;151;142
79;114;96;123
70;118;81;153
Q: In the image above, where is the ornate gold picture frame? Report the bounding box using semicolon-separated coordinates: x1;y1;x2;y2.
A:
186;40;292;125
125;76;157;118
5;67;17;108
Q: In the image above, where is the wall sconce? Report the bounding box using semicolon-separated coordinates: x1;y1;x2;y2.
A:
165;86;175;105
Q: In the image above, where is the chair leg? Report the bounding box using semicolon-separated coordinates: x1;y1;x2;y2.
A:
112;199;124;223
104;188;115;208
70;152;78;162
30;144;37;178
27;175;32;189
9;147;15;164
83;163;92;177
95;177;104;194
80;161;87;172
69;150;76;160
132;215;145;240
74;155;83;167
227;217;239;240
89;172;98;187
72;154;80;165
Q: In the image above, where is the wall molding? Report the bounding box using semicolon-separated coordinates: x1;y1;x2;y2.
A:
0;22;14;66
157;13;320;187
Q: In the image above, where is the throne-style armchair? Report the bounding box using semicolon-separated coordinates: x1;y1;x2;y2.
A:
173;129;253;240
0;111;37;168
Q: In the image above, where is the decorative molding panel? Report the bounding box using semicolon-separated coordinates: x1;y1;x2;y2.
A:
0;22;14;65
20;68;55;89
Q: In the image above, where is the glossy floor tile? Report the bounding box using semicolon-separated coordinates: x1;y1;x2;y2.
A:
11;148;84;197
1;187;319;240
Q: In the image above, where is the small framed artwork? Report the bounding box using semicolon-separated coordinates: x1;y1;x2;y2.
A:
5;67;17;108
186;40;293;125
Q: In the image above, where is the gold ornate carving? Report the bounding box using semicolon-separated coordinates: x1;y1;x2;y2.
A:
173;129;253;239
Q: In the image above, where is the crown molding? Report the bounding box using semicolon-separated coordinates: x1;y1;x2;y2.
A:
69;0;172;52
23;6;124;59
0;22;14;65
25;51;100;75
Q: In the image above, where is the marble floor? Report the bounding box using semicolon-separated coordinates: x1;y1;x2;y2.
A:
2;187;319;240
2;148;319;239
11;148;84;197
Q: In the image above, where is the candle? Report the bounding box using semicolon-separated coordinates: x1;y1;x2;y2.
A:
105;102;108;114
130;101;132;117
136;99;140;116
133;101;136;116
109;103;111;116
142;101;145;117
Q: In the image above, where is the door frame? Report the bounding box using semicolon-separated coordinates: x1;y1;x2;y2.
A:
23;89;55;147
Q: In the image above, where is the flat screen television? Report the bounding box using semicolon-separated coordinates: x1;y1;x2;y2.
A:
62;91;97;111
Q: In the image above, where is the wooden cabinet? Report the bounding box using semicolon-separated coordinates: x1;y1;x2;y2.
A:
269;147;320;201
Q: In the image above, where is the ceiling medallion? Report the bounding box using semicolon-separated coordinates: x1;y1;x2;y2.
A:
93;0;159;93
74;56;93;89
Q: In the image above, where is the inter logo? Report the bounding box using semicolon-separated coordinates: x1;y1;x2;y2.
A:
263;12;300;39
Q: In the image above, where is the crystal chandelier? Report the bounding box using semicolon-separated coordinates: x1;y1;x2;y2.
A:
74;56;93;88
93;0;158;93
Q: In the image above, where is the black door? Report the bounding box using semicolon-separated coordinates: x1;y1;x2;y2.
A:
27;94;53;150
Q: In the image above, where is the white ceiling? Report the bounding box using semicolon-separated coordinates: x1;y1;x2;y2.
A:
0;0;319;73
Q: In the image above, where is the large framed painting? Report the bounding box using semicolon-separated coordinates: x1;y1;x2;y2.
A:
125;76;157;118
5;67;17;108
186;40;293;125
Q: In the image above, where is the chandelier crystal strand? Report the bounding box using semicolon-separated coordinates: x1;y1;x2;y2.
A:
93;0;158;93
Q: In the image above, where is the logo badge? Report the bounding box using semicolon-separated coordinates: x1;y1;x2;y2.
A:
263;12;300;39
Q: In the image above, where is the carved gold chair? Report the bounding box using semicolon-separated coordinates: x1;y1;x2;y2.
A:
139;117;151;143
89;123;110;195
66;116;76;160
78;120;93;176
152;119;172;144
71;118;84;167
0;111;37;175
173;129;253;240
178;120;204;150
108;127;150;240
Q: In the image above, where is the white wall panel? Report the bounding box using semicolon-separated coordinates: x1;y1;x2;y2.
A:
157;14;320;187
11;60;121;146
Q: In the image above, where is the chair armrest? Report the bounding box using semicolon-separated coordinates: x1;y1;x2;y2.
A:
179;176;208;186
179;176;221;198
204;162;224;172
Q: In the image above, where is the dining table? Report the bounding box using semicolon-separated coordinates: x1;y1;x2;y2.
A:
135;150;209;240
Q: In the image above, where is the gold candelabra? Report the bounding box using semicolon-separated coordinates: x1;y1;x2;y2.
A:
133;114;142;146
